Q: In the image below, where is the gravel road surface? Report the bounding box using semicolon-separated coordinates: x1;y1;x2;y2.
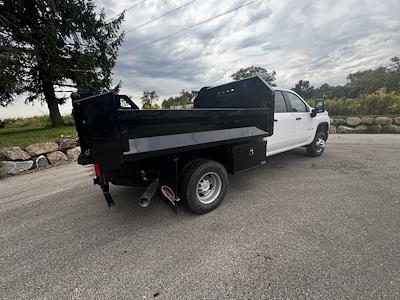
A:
1;134;399;299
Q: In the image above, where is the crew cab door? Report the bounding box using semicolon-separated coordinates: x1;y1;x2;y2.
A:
283;91;314;145
266;91;295;155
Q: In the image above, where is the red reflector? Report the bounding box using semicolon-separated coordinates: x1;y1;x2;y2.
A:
94;163;101;177
161;185;176;202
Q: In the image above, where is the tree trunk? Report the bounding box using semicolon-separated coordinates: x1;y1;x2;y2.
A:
43;81;64;127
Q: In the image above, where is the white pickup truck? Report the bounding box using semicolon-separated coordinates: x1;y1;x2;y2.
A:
267;88;330;157
72;76;330;214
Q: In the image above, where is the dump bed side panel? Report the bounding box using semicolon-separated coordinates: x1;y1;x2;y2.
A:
118;76;275;161
118;108;271;160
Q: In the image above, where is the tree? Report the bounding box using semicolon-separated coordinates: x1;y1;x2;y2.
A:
312;83;346;99
385;56;400;93
345;67;388;98
161;89;194;109
231;66;276;86
0;0;124;127
387;56;400;71
141;90;159;109
292;80;314;99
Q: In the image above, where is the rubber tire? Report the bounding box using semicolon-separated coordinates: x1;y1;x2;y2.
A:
181;159;229;214
307;130;327;157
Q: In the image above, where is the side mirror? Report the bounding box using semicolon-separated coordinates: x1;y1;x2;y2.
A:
311;99;325;118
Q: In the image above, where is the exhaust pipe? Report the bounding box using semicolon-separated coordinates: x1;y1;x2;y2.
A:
139;179;159;208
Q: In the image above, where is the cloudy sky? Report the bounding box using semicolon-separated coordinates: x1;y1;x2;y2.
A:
1;0;400;118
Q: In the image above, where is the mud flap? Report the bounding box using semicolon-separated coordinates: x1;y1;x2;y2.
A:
95;176;116;208
103;191;116;208
159;157;180;214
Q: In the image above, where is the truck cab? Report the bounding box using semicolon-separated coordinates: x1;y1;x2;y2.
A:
266;88;330;157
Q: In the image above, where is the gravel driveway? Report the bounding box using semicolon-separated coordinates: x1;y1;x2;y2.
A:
1;134;399;299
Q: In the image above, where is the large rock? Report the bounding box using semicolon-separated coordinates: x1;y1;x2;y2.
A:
0;146;31;161
33;155;49;168
367;124;382;133
375;117;393;126
2;160;33;175
334;119;346;126
329;125;337;134
345;117;361;127
337;125;356;134
381;125;400;134
46;151;68;164
25;142;59;156
394;117;400;126
57;138;78;151
360;117;375;125
354;125;369;133
66;147;81;160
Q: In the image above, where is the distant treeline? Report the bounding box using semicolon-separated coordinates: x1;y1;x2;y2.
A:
292;56;400;100
139;56;400;115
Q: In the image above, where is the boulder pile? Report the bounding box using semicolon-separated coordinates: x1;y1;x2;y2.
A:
0;139;80;175
330;117;400;134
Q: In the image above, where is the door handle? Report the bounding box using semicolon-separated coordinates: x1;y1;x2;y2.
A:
274;119;278;122
296;117;302;120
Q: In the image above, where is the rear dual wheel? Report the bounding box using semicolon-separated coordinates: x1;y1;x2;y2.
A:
181;159;229;214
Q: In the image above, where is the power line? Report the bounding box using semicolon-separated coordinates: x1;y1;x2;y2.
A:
108;0;147;21
125;0;199;34
124;0;147;13
120;0;260;55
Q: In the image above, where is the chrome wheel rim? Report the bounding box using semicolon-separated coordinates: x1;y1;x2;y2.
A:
316;137;326;152
196;172;222;204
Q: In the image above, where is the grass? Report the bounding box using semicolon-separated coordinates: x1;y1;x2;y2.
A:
0;126;77;149
3;115;75;128
0;115;77;149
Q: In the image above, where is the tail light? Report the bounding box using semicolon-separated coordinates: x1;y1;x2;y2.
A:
94;163;101;177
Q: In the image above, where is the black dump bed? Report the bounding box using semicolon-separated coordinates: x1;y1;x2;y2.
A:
72;76;275;173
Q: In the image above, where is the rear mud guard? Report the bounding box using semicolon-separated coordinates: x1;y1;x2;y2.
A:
159;156;181;214
94;176;116;208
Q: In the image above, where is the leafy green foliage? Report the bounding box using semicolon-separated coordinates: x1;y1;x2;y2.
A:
299;56;400;100
231;66;276;86
310;92;400;116
0;0;124;126
162;90;194;109
141;90;159;109
292;80;314;99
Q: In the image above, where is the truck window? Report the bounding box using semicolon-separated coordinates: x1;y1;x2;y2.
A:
284;92;308;112
274;91;288;113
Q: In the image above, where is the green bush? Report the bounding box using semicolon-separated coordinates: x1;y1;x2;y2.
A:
358;92;400;115
63;114;75;126
309;92;400;116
